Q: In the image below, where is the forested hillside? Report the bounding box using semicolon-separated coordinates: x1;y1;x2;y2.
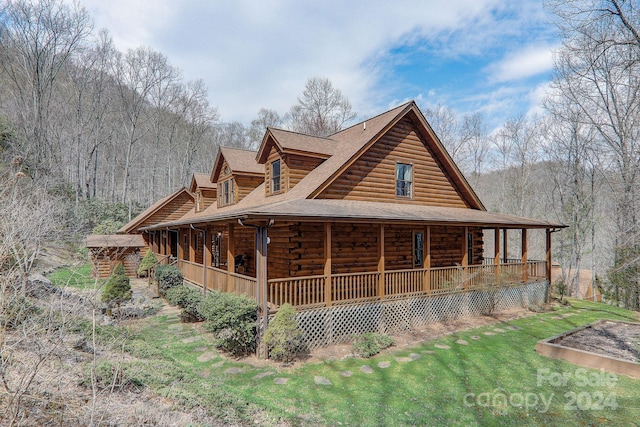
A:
1;0;639;310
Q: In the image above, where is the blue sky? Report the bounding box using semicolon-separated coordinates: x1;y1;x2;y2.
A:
79;0;559;130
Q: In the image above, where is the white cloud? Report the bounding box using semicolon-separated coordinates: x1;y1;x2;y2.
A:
486;44;556;83
74;0;554;126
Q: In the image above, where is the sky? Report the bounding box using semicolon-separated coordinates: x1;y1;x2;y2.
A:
79;0;560;130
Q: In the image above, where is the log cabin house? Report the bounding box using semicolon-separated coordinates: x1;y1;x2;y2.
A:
92;101;563;348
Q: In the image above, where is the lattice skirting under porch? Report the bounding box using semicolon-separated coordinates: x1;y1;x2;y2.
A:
294;281;548;350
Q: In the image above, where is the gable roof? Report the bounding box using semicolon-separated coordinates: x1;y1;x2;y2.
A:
190;173;216;192
117;187;194;234
307;101;485;209
211;147;263;182
87;234;146;248
141;101;562;231
256;128;340;163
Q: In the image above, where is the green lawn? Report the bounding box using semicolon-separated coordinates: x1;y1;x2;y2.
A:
124;299;640;426
47;263;101;289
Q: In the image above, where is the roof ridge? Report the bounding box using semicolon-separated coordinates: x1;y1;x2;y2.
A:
267;127;337;142
328;101;414;137
220;146;258;154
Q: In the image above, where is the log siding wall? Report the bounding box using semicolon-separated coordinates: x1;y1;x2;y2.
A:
288;154;324;189
319;117;469;207
136;193;194;229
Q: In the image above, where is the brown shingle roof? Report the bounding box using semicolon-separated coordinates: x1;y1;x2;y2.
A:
190;173;215;192
141;101;563;231
87;234;146;248
256;128;340;163
143;198;563;229
211;147;263;182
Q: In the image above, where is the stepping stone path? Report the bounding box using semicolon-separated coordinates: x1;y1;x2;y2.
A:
561;313;575;318
197;352;217;363
315;376;332;386
456;339;469;345
224;367;244;375
168;323;183;330
551;315;563;320
470;336;481;340
409;353;421;360
360;365;374;374
340;371;353;377
194;346;208;352
253;372;274;380
181;336;202;344
483;331;496;336
274;377;289;385
434;344;451;349
506;326;521;331
377;361;391;368
396;357;413;363
421;350;435;354
493;328;506;333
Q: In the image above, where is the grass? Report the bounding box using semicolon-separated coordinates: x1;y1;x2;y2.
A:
47;262;102;289
124;299;640;426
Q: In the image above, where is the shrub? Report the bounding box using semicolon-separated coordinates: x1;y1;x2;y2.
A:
79;360;143;391
352;332;393;358
198;291;258;356
155;264;183;296
165;285;204;322
137;250;158;277
101;263;131;305
264;303;304;362
0;294;41;329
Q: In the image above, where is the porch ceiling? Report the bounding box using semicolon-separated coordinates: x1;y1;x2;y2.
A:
142;199;564;230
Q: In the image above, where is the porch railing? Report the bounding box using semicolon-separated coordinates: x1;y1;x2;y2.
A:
173;257;546;311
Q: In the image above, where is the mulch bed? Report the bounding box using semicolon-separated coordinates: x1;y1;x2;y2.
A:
556;321;640;363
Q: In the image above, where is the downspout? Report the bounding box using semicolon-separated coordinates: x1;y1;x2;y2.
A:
238;218;274;359
191;224;207;295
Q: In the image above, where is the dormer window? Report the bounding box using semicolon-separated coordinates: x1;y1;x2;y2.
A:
271;159;281;193
218;178;235;207
396;162;412;198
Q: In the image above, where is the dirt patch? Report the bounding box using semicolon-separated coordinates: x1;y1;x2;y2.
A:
556;321;640;363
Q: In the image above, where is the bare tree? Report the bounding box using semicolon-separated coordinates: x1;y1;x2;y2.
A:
548;0;640;309
0;159;63;294
424;105;489;184
540;101;598;297
248;108;281;149
0;0;92;179
112;47;171;203
285;77;356;136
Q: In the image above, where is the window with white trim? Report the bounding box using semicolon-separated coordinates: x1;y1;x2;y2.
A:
396;162;412;198
271;159;281;193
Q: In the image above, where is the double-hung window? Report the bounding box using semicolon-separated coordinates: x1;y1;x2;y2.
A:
396;162;413;198
271;159;281;193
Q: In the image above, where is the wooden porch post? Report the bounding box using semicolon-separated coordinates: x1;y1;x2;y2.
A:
521;228;528;282
189;228;195;262
546;228;552;303
378;224;385;300
494;228;501;280
177;229;184;261
324;223;332;307
203;226;211;293
227;222;235;293
462;226;469;290
423;225;431;292
503;228;508;263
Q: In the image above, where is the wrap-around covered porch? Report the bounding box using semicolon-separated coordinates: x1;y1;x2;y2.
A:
147;220;553;312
